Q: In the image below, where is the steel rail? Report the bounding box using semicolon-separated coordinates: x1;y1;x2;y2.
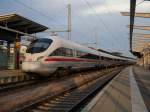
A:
19;68;122;112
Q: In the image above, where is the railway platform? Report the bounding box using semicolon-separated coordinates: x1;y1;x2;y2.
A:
0;69;24;78
82;66;150;112
0;69;33;85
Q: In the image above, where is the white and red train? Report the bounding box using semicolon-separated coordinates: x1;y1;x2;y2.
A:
22;36;135;76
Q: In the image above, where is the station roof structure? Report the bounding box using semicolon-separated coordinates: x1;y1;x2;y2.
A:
132;33;150;38
121;11;150;58
133;43;150;52
127;25;150;31
0;13;48;42
121;12;150;18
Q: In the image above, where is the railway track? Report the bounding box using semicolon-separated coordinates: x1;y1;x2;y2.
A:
0;67;123;112
18;68;122;112
0;67;114;93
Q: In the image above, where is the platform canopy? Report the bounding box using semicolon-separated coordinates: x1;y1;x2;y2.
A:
120;0;150;58
121;12;150;18
0;13;48;42
127;25;150;31
133;43;150;52
133;33;150;38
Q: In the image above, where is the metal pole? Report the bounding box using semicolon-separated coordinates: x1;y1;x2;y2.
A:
94;27;98;49
130;0;136;52
67;4;71;40
15;33;20;69
7;41;10;69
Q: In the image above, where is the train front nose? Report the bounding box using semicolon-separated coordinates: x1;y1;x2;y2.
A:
22;61;56;76
22;61;41;72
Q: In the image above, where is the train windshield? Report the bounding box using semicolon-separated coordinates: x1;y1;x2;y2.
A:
26;38;53;53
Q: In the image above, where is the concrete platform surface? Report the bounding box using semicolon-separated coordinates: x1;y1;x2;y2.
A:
0;69;25;78
82;66;150;112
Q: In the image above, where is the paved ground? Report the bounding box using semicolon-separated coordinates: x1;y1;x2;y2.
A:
0;70;25;78
133;66;150;111
82;66;150;112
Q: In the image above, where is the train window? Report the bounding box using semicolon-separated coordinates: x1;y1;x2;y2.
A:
50;48;64;56
105;57;112;60
27;38;53;53
76;51;82;57
60;48;66;56
66;48;73;56
50;47;73;57
76;50;100;60
76;50;86;58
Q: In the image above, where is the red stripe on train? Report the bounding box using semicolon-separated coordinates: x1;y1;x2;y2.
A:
44;57;97;62
45;58;82;62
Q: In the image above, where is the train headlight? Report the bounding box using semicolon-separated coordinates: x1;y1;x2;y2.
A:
37;56;44;61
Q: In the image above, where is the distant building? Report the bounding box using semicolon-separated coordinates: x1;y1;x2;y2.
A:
142;46;150;69
137;45;150;69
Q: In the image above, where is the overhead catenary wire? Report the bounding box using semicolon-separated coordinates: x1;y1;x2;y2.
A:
13;0;114;40
136;0;145;6
105;0;148;52
13;0;67;27
14;0;87;39
71;6;110;49
103;1;127;47
83;0;119;46
71;10;101;47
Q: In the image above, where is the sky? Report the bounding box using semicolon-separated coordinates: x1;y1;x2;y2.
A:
0;0;150;57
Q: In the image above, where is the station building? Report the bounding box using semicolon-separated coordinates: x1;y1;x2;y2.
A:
136;45;150;69
142;45;150;68
0;13;48;69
